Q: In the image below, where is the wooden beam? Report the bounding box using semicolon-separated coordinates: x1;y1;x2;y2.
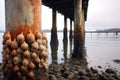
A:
42;0;89;21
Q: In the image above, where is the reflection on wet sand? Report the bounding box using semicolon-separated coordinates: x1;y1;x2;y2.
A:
69;36;73;56
50;37;59;64
63;39;68;63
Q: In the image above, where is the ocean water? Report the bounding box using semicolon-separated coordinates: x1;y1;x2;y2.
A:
0;32;120;72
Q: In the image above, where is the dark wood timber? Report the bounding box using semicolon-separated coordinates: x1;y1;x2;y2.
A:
42;0;89;21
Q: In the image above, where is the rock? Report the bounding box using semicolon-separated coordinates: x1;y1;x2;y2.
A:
86;69;94;77
57;77;66;80
54;65;62;72
111;73;120;80
89;77;98;80
98;66;102;68
67;72;74;79
113;59;120;64
79;76;90;80
79;69;88;76
105;68;116;74
72;70;79;75
49;75;57;80
108;77;116;80
55;73;61;78
64;67;70;71
90;67;98;73
62;71;69;78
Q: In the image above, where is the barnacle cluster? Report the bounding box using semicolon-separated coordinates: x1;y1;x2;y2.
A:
2;31;48;80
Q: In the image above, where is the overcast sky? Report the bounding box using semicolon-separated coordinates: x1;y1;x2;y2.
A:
0;0;120;31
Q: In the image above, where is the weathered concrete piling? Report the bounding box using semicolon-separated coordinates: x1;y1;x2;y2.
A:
2;0;48;80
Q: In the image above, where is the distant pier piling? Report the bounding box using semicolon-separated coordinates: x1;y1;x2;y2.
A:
2;0;48;80
63;15;68;41
51;9;58;41
69;19;73;39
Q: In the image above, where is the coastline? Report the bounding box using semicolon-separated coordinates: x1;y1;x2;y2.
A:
0;59;120;80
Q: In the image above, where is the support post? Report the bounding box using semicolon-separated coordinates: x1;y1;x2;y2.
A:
5;0;42;39
69;19;73;39
73;0;85;58
2;0;48;80
51;9;58;42
63;15;68;41
63;39;68;63
50;38;58;64
50;9;59;64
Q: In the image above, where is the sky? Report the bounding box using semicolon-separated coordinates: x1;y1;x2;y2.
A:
0;0;120;31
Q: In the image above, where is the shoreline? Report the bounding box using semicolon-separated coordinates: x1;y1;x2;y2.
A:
48;63;120;80
0;60;120;80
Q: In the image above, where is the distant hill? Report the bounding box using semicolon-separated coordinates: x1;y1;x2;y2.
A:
103;28;120;32
42;29;63;32
96;28;120;32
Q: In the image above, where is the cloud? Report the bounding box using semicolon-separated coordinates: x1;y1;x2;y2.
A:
0;0;120;31
0;0;5;31
86;0;120;29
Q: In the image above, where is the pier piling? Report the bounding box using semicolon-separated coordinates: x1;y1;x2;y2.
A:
73;0;85;58
2;0;48;80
